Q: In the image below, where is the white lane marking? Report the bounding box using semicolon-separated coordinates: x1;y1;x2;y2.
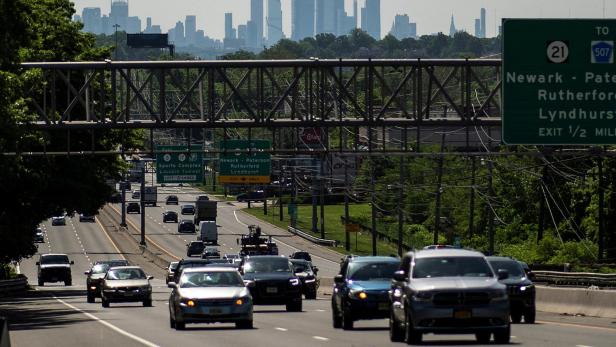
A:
313;336;329;341
314;309;325;312
275;327;288;331
233;211;338;265
576;345;594;347
53;295;160;347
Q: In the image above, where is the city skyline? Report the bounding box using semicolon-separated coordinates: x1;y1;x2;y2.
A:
73;0;613;41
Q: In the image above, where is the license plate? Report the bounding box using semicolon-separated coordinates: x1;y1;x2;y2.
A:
208;308;223;315
266;287;278;294
378;302;390;311
454;310;472;319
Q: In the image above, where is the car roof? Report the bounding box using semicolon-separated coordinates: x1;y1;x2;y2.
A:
414;249;486;258
108;266;143;270
41;253;69;257
245;255;289;260
182;266;240;273
346;256;400;263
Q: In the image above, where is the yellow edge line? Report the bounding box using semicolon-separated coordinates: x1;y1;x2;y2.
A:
538;320;616;333
95;216;126;261
108;205;181;261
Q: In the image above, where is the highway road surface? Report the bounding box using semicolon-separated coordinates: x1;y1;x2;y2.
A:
3;185;616;347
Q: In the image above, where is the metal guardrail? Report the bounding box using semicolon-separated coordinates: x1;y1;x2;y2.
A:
533;271;616;288
287;226;339;247
0;275;28;297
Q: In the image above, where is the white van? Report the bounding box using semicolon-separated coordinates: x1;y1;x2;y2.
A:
198;221;217;245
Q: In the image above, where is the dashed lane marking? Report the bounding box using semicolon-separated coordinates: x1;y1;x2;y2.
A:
275;327;288;331
53;295;160;347
312;336;329;341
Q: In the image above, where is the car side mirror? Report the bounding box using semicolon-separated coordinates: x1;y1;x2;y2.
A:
35;262;40;265
147;276;154;280
497;269;509;280
313;266;319;274
167;282;177;289
70;261;75;265
334;274;345;284
393;270;407;282
527;272;536;281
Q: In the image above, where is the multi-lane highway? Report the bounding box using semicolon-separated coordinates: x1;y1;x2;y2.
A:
3;185;616;347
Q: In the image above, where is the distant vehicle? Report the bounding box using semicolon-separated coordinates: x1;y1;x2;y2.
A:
290;259;319;299
162;211;178;223
332;256;400;330
422;244;459;250
126;202;140;214
488;256;536;324
186;241;205;257
196;195;209;201
100;266;153;308
37;253;74;286
236;191;265;202
201;247;221;259
79;214;96;222
51;215;66;226
237;225;278;256
85;260;129;303
181;205;195;215
204;258;230;265
239;255;302;312
178;220;196;233
168;268;253;330
131;190;141;199
194;199;217;225
388;249;510;344
290;251;312;262
204;262;239;269
198;220;217;245
34;228;45;243
166;195;179;205
166;262;179;284
172;259;212;283
143;186;158;206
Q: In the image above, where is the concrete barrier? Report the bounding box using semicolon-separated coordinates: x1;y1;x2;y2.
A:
536;286;616;318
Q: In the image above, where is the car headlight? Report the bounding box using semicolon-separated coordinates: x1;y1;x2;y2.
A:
520;284;535;292
289;278;300;286
180;299;197;307
490;290;508;301
90;286;97;290
304;278;316;283
349;289;368;300
412;291;432;302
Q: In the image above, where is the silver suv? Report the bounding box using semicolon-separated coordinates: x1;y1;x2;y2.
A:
389;249;510;344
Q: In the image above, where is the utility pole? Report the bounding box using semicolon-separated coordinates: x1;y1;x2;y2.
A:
598;157;605;261
140;167;146;246
344;156;350;251
311;157;318;233
487;159;494;255
433;134;446;244
320;154;326;239
371;159;377;256
538;165;548;243
468;156;476;237
279;167;284;221
398;129;406;255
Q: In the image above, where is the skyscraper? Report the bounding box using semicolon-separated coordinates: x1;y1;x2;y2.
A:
475;18;481;37
390;14;416;39
291;0;315;41
267;0;283;46
82;7;102;34
315;0;339;35
225;13;234;40
361;0;381;39
480;8;487;38
110;0;128;32
250;0;264;48
185;15;196;45
449;15;457;37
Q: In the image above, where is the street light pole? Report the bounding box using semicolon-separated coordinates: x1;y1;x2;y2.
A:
113;24;121;60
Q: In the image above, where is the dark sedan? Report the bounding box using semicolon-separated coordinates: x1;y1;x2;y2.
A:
178;220;196;233
163;211;178;223
101;266;153;308
126;202;140;214
85;260;130;303
166;195;179;205
181;205;195;215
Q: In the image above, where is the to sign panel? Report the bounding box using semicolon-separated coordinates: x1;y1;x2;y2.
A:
503;19;616;145
156;145;203;184
219;140;271;184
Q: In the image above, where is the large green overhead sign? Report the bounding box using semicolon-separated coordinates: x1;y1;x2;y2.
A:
503;19;616;145
156;145;203;183
219;140;271;184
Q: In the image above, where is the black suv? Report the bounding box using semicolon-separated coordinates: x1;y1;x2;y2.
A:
332;256;400;330
163;211;178;223
290;251;312;262
181;205;195;215
85;259;129;303
126;202;140;214
240;255;303;312
37;254;74;286
186;241;205;257
487;256;536;323
389;249;510;344
166;195;179;205
178;220;196;233
290;259;319;299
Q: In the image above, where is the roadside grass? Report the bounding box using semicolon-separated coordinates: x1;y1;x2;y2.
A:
243;202;401;256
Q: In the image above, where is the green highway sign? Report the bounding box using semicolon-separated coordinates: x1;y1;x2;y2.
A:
156;145;203;183
219;140;271;184
503;19;616;145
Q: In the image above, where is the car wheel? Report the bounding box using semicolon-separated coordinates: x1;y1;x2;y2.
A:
390;310;405;342
38;279;44;287
332;306;342;329
235;320;253;329
475;332;491;343
65;280;72;286
511;312;522;323
342;305;353;330
87;294;95;303
169;316;176;329
524;307;536;324
175;319;185;330
143;298;153;307
405;310;422;345
494;324;511;344
102;298;110;308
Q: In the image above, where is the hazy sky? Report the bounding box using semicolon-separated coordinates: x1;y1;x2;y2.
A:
72;0;613;40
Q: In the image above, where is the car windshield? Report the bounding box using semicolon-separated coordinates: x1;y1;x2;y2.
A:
179;271;243;288
488;260;525;278
91;264;110;274
244;258;291;273
413;257;494;278
107;268;146;280
178;261;210;272
40;255;69;264
169;262;179;271
347;262;399;281
291;261;313;273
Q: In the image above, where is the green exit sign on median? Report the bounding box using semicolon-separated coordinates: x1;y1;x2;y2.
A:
219;140;271;184
503;19;616;145
156;145;203;184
